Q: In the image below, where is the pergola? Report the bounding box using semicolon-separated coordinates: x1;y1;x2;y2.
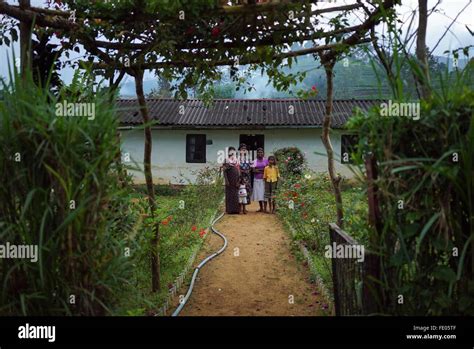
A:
0;0;399;290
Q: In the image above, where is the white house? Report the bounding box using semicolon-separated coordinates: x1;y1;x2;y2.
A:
116;98;379;184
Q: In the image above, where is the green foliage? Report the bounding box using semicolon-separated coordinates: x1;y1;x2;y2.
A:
0;70;133;315
276;172;368;295
114;166;223;315
274;146;307;177
347;60;474;315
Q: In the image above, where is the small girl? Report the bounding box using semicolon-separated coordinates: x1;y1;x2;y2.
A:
238;177;248;214
263;155;280;214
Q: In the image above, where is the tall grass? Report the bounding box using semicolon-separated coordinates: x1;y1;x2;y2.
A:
347;56;474;315
0;69;133;315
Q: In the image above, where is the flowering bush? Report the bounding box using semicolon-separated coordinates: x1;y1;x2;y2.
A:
277;171;368;291
274;147;307;176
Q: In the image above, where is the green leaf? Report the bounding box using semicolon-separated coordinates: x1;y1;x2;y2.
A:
416;212;440;253
433;265;457;282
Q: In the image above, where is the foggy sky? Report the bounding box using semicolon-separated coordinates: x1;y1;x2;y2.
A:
0;0;472;94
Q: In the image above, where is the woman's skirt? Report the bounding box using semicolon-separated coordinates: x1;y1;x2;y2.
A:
252;178;265;202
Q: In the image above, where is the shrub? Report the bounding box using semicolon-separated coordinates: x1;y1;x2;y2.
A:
276;171;368;291
0;71;132;315
347;61;474;315
274;146;307;176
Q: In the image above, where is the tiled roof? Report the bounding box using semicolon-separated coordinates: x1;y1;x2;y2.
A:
116;98;381;128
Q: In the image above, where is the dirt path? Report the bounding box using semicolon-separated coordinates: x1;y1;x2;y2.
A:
179;202;326;316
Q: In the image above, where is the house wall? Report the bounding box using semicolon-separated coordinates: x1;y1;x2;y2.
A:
120;128;353;184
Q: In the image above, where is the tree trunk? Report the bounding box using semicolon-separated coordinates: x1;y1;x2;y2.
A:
109;70;128;188
134;69;160;292
321;59;344;228
415;0;431;99
19;0;32;79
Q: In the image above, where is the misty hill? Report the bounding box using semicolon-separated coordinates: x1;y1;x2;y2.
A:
118;54;469;99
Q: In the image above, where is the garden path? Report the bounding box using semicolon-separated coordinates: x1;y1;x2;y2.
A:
177;202;326;316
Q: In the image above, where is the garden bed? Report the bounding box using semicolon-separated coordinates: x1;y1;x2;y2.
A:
112;170;223;316
276;171;368;301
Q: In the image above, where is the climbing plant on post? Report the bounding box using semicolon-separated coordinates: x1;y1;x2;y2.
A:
319;54;344;228
133;68;161;292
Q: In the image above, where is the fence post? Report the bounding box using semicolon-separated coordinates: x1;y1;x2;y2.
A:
329;224;341;316
365;153;382;235
363;153;382;314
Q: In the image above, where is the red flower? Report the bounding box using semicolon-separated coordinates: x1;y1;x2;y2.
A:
312;85;317;91
294;183;301;189
199;230;206;238
211;27;220;37
300;202;305;207
191;225;197;231
161;219;169;225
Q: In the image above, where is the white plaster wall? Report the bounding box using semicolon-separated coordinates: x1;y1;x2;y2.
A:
120;128;352;184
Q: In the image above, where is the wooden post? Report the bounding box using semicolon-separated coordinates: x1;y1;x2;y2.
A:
19;0;32;79
329;224;341;316
363;153;382;314
134;69;161;292
320;57;344;228
365;154;382;236
415;0;431;99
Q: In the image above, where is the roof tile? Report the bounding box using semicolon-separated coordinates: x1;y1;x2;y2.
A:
116;98;381;128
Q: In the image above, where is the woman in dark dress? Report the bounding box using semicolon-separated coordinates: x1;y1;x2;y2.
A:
223;146;240;214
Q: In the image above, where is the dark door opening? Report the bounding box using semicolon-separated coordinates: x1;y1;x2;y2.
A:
239;134;264;161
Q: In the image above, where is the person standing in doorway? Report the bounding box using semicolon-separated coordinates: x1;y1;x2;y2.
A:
251;147;268;212
239;143;252;207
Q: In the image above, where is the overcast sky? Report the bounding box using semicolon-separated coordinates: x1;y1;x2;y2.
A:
1;0;472;88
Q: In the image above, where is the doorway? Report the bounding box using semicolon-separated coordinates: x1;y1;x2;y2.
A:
239;134;264;161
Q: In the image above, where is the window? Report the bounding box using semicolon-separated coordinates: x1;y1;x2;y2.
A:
186;134;206;163
341;134;359;164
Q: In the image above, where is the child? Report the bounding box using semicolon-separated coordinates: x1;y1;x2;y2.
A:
238;177;248;214
263;155;280;214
